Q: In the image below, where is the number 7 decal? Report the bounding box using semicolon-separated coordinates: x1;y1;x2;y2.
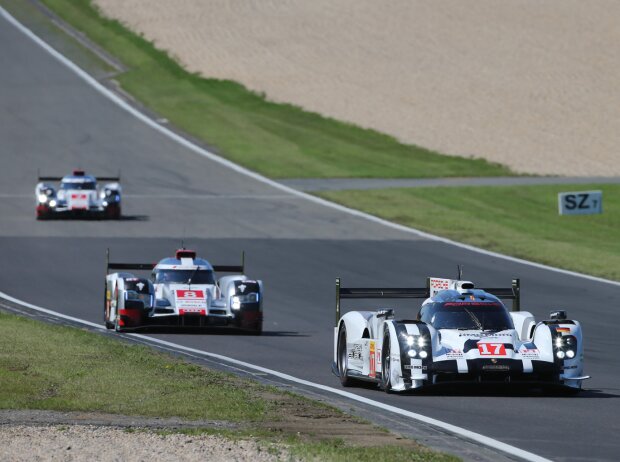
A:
478;343;506;355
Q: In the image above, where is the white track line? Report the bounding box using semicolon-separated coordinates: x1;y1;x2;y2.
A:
0;289;550;462
1;6;617;290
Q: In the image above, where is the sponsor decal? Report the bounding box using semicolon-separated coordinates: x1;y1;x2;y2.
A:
430;278;450;291
349;344;363;360
520;348;539;358
557;327;571;334
446;348;463;358
477;343;507;356
69;193;88;210
482;364;509;371
238;284;247;293
459;332;511;338
369;341;376;378
175;289;207;311
179;309;206;316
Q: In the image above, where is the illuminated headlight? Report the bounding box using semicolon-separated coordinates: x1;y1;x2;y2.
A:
566;350;575;359
49;199;57;207
408;349;417;358
406;336;415;346
555;337;563;349
419;351;428;359
230;292;259;310
417;336;427;348
556;351;566;359
38;194;48;203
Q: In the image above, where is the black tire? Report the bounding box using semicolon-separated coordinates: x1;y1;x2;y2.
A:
381;330;393;393
104;283;114;329
337;324;356;387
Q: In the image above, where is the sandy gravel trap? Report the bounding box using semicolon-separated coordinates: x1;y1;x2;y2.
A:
0;424;287;462
94;0;620;176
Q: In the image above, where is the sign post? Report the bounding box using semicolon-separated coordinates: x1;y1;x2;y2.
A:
558;190;602;216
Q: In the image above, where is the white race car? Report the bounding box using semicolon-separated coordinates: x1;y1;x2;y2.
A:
333;276;589;393
105;248;263;334
36;170;121;219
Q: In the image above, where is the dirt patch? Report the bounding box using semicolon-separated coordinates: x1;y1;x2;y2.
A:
255;391;422;449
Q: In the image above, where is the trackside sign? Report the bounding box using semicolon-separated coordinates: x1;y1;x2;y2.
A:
558;190;602;215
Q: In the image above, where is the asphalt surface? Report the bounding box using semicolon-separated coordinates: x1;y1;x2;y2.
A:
1;7;619;462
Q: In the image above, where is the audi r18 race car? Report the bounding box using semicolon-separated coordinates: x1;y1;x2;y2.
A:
104;248;263;334
35;170;121;219
333;276;589;393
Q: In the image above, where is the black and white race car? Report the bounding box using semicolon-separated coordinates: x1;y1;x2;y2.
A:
105;248;263;334
333;276;589;393
35;170;121;219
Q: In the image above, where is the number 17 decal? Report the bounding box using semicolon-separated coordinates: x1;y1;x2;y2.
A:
478;343;506;355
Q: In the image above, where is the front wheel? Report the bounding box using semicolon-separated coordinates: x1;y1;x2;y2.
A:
381;330;393;393
337;324;355;387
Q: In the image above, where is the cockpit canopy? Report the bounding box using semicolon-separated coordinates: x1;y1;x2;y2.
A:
419;298;514;331
152;269;215;285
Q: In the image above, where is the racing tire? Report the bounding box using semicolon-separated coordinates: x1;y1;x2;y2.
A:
106;203;121;220
381;330;393;393
104;283;114;329
337;324;356;387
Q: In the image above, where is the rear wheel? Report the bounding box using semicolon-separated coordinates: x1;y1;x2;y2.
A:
381;330;393;393
104;284;114;329
337;324;355;387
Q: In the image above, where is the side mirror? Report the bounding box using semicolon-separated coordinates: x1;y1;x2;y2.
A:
549;310;567;320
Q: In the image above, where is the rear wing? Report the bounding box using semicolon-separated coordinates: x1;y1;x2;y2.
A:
335;277;521;326
37;169;121;183
105;249;245;274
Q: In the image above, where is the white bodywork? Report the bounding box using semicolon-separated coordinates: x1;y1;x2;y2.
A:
104;251;263;333
334;277;588;392
35;171;121;218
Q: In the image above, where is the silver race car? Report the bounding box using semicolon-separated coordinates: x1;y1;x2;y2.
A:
35;170;121;219
105;248;263;334
333;276;589;393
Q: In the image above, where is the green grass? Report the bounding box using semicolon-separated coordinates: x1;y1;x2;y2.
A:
320;184;620;281
35;0;512;179
0;312;266;421
0;312;455;461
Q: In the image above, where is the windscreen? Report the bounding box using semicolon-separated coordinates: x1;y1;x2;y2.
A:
154;269;215;285
424;302;514;331
61;182;96;190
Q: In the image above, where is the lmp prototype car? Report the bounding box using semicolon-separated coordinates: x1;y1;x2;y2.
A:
35;170;121;219
104;248;263;334
333;276;589;393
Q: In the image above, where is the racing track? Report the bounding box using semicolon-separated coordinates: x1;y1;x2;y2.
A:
1;8;619;462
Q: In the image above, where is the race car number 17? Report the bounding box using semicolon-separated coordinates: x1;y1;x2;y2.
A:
478;343;506;356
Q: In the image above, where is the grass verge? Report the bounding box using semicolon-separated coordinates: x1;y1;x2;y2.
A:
31;0;512;179
320;184;620;281
0;311;456;461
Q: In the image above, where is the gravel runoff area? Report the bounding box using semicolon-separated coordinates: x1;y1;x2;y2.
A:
0;411;286;462
93;0;620;177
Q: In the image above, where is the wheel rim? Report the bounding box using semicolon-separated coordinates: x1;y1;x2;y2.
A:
339;330;347;377
383;337;390;388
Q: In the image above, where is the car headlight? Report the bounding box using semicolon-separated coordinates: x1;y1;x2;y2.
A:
230;292;259;310
38;194;48;203
49;199;57;207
